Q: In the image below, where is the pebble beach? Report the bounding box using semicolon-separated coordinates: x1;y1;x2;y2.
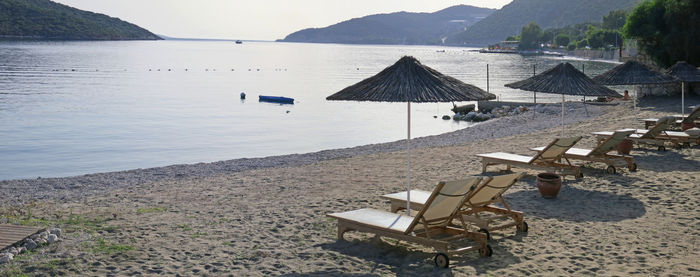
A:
1;96;698;276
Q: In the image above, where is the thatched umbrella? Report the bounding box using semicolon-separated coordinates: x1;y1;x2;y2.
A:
593;60;677;123
666;61;700;116
327;56;495;214
505;62;620;136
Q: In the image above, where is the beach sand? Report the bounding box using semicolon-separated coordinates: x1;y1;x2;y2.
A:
1;96;699;276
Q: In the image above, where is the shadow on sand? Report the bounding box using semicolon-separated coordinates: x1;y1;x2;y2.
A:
632;147;700;172
311;235;521;276
505;176;646;222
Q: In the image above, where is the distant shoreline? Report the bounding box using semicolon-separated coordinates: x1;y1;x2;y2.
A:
0;35;161;41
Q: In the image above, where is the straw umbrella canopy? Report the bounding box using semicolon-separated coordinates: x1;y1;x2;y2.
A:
666;61;700;116
593;60;677;85
505;62;620;136
327;56;495;214
593;60;677;123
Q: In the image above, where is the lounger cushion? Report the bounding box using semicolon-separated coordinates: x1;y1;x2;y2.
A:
685;128;700;138
532;146;592;157
328;208;415;233
382;190;431;205
660;130;690;138
476;152;533;164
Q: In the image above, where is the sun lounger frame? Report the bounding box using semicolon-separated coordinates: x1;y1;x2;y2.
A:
381;173;528;240
594;118;698;150
328;178;491;267
641;106;700;129
532;130;637;173
476;137;583;178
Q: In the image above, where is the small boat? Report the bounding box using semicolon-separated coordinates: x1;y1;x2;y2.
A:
259;95;294;104
235;40;243;44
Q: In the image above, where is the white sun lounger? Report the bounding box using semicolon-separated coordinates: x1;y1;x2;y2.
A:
641;106;700;129
476;136;583;178
327;177;490;268
594;117;699;150
531;130;637;174
381;173;528;240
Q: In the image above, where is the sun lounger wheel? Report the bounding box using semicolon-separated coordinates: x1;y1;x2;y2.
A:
517;221;529;232
576;172;584;179
606;165;616;174
628;163;637;172
478;228;491;240
434;253;449;268
479;244;493;257
658;146;666;151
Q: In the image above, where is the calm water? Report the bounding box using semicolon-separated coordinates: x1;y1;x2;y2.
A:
0;41;616;180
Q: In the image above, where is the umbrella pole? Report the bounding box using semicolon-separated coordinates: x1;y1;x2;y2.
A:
682;82;685;117
634;86;639;125
561;94;565;137
533;92;537;119
533;65;537;119
406;101;411;216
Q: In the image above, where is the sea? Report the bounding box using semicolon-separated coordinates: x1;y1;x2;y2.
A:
0;40;618;180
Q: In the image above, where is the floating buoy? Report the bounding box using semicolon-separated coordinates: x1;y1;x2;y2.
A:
240;92;246;99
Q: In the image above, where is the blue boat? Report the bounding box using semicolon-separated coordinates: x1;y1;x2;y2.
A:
259;95;294;104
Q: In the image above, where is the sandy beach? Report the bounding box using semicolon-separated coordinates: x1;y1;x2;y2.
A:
1;96;699;276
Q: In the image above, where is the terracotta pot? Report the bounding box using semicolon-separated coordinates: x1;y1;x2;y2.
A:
616;139;634;155
536;172;562;198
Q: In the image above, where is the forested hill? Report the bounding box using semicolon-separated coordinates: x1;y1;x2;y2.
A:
445;0;642;46
278;5;494;45
0;0;160;40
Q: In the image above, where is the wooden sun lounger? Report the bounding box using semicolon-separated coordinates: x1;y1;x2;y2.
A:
641;106;700;129
476;136;583;178
593;117;699;150
327;177;490;268
381;173;528;240
531;130;637;174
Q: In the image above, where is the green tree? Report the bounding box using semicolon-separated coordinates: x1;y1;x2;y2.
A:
577;39;589;48
555;34;571;47
585;26;623;49
518;22;543;50
624;0;700;66
602;10;628;30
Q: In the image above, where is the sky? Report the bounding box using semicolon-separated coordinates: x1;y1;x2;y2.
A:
52;0;513;40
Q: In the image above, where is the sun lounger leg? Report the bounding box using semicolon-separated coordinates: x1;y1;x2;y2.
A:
337;223;351;240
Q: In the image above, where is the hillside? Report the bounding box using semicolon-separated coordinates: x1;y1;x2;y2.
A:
0;0;160;40
279;5;494;45
445;0;642;46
